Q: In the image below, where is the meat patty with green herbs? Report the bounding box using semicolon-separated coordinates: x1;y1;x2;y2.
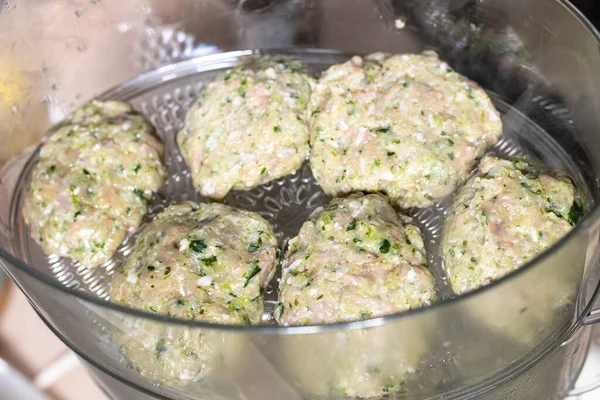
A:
309;51;502;209
109;201;278;382
442;155;582;295
23;101;166;269
275;193;434;398
276;193;435;326
178;55;314;200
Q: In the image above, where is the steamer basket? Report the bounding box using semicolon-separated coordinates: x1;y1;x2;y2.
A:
2;1;600;399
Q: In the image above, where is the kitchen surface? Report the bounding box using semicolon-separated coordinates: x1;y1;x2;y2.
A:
2;1;600;400
0;276;107;400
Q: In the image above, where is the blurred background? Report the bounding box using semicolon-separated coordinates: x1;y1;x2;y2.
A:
1;0;600;399
572;0;600;22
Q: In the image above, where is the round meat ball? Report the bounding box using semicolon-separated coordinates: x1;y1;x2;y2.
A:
442;155;583;348
442;155;580;295
309;51;502;209
178;55;314;200
110;201;278;383
277;193;435;326
275;193;435;398
24;100;166;268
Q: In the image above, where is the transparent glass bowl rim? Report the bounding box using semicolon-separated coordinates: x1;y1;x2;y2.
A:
1;0;599;334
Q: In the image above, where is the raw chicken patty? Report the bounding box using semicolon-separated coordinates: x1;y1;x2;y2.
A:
276;193;435;398
178;55;314;200
110;201;278;382
24;101;166;269
442;155;582;295
277;193;435;326
309;51;502;209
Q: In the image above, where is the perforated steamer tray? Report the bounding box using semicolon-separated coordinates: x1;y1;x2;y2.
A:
7;49;587;325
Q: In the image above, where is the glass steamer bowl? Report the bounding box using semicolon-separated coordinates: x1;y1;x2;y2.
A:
2;0;600;399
